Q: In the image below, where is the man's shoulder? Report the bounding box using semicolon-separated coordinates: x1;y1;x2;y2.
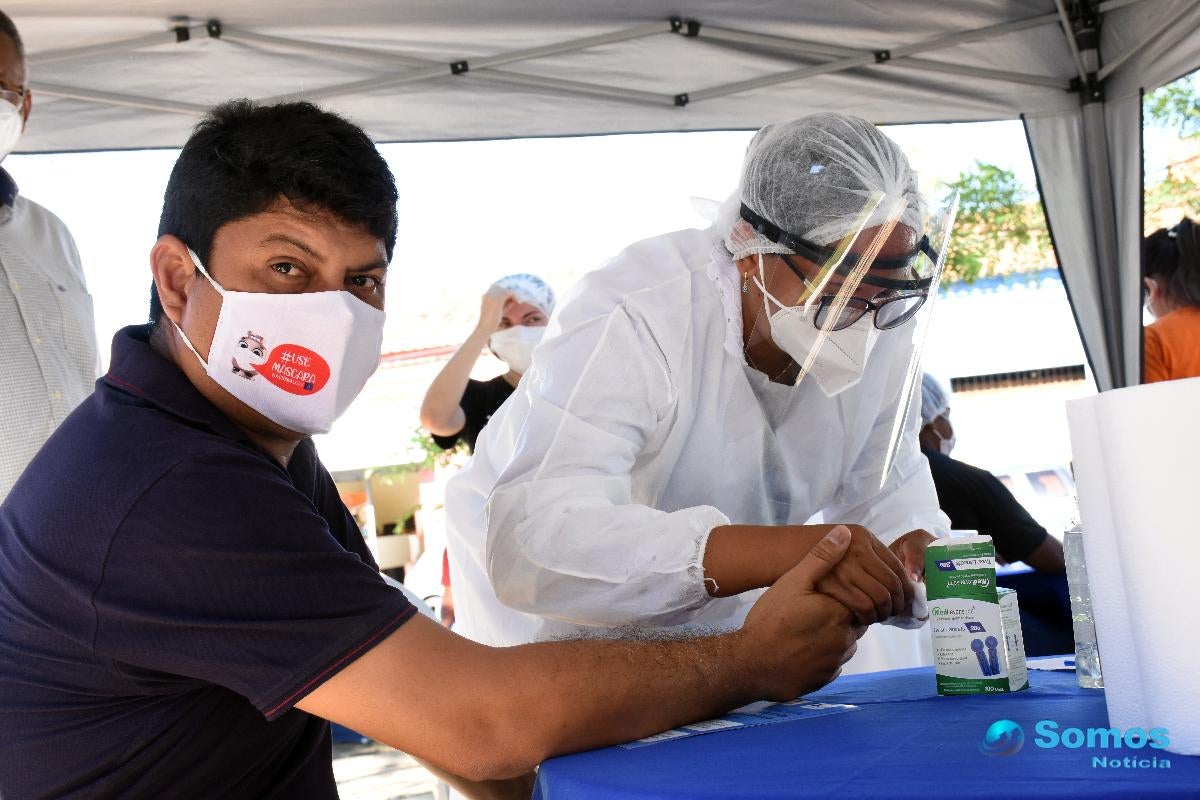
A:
3;195;83;277
9;195;77;243
926;450;993;484
20;386;278;516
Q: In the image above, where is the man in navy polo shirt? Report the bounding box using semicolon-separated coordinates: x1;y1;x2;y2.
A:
0;100;865;799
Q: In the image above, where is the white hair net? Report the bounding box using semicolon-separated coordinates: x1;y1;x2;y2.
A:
920;373;951;426
722;112;927;261
494;273;556;316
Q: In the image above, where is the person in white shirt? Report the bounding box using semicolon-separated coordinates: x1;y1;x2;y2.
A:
0;11;99;501
446;113;951;673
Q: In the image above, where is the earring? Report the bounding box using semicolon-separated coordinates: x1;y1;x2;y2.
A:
742;273;750;294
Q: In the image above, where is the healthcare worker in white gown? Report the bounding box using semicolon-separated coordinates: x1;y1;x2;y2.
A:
446;113;950;673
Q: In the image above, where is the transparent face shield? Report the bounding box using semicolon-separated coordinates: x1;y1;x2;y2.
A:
741;189;960;488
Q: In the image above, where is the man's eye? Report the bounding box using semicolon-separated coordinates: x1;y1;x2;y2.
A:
272;262;298;276
253;348;264;358
350;275;383;290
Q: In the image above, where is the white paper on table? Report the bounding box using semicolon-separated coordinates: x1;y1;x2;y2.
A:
1066;397;1147;732
1067;377;1200;755
1027;656;1075;672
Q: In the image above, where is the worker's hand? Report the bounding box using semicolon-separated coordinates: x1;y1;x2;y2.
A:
889;529;937;584
810;524;913;626
476;285;515;335
742;526;866;702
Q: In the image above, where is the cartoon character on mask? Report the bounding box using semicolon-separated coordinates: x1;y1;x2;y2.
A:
232;331;268;380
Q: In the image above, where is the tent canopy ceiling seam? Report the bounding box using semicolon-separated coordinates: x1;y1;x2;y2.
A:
27;0;1159;122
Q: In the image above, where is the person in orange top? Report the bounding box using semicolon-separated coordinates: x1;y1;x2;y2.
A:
1143;217;1200;383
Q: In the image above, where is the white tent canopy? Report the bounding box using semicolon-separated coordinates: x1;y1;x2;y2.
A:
10;0;1200;389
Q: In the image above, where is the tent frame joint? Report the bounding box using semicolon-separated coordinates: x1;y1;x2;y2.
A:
206;19;223;39
674;92;689;107
874;49;891;64
450;60;469;75
1067;73;1105;104
669;18;702;37
168;16;191;43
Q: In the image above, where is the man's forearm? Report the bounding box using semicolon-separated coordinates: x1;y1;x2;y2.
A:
484;628;759;766
298;614;760;782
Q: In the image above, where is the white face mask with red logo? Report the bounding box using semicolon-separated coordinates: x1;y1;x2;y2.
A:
171;248;385;435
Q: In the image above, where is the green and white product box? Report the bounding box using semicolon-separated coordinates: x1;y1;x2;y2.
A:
926;535;1029;695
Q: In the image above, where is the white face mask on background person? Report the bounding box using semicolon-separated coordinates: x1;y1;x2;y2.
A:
0;102;23;161
489;324;545;375
171;248;386;435
753;256;881;397
930;416;956;456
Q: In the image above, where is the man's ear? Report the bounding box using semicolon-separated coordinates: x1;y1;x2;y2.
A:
18;89;30;130
150;235;197;328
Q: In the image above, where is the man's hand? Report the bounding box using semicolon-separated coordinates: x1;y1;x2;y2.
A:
889;529;937;583
477;285;515;335
702;522;914;625
741;526;867;702
812;524;914;626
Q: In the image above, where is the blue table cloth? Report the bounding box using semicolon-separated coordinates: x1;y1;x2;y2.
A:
534;667;1200;799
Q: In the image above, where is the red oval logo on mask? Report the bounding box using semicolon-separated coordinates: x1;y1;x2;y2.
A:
256;344;331;395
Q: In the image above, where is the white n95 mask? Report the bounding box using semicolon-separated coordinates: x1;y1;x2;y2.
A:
754;256;880;398
0;103;23;161
172;248;385;435
489;325;544;375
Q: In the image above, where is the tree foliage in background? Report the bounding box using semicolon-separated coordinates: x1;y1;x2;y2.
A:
409;426;464;469
1144;74;1200;232
1145;80;1200;137
941;161;1053;284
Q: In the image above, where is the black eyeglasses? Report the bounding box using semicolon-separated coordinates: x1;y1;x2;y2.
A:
740;203;939;291
779;254;929;331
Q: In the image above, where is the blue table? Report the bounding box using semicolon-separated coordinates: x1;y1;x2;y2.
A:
534;667;1200;799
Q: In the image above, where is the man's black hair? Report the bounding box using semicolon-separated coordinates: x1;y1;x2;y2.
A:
1144;217;1200;309
151;99;398;324
0;11;24;63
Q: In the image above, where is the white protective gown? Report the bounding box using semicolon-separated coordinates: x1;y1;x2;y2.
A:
445;225;948;672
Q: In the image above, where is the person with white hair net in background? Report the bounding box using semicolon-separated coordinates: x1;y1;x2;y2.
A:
445;113;956;672
420;274;555;628
421;273;556;453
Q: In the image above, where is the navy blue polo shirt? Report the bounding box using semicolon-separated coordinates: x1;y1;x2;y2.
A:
0;325;416;799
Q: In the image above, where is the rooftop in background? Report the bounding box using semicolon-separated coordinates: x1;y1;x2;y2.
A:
922;267;1088;384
